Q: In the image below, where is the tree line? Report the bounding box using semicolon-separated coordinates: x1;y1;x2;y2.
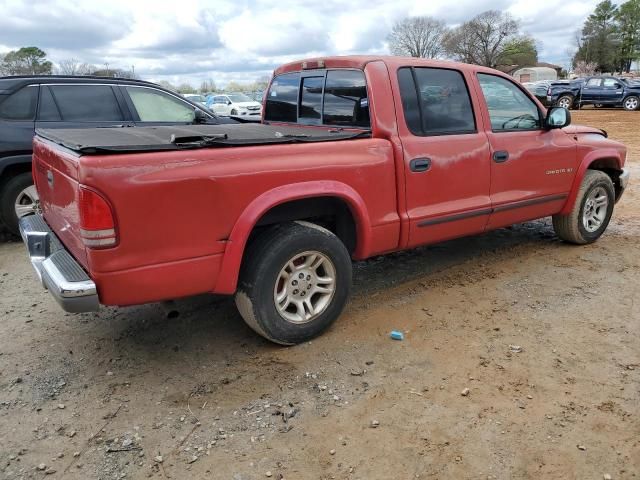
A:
0;47;136;78
573;0;640;73
389;0;640;75
388;10;539;68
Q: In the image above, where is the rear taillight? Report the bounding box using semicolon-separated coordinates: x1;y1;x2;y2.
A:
79;187;117;248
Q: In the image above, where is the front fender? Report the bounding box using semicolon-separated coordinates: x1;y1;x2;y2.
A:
214;180;372;294
559;149;623;215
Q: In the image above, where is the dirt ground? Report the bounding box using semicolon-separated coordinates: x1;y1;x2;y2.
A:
0;109;638;480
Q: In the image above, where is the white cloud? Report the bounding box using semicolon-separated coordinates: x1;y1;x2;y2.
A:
0;0;622;86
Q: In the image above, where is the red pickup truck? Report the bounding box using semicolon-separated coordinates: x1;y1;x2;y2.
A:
19;56;629;345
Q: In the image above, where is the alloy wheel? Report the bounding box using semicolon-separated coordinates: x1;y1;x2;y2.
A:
582;186;609;233
14;184;39;219
273;251;336;324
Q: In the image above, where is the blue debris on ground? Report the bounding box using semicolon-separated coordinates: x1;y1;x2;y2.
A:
390;330;404;341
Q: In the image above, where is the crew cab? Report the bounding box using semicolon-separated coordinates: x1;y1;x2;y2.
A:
547;76;640;110
19;56;629;345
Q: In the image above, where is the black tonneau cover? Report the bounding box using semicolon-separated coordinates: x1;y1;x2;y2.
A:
36;124;370;155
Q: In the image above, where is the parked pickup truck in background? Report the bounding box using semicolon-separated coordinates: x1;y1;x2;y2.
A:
19;56;629;345
547;76;640;110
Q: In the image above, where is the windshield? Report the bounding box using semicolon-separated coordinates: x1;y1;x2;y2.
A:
228;93;252;103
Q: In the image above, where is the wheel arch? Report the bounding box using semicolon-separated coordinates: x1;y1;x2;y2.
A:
560;152;624;215
214;181;372;294
0;154;33;182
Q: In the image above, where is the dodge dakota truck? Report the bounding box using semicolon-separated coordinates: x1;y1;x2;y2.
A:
19;56;630;345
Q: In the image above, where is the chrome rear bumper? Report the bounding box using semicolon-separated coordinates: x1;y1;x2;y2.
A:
19;215;99;313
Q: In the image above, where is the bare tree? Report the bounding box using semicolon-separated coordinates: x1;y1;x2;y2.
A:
56;58;95;76
177;83;197;94
388;16;448;58
573;60;598;76
444;10;520;67
199;78;217;94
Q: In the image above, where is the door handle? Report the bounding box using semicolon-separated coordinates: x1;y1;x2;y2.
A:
493;151;509;163
410;157;431;172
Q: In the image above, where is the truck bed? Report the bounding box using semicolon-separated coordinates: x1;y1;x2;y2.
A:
36;124;369;155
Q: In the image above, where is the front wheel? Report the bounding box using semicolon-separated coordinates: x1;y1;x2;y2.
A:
623;96;639;111
235;221;352;345
552;170;614;244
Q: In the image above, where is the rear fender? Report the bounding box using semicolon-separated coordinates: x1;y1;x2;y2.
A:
214;180;372;294
559;150;623;215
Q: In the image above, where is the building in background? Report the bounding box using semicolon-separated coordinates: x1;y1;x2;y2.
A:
497;62;563;82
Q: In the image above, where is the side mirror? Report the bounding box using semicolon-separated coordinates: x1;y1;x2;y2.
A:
194;109;207;124
545;107;571;129
227;100;232;105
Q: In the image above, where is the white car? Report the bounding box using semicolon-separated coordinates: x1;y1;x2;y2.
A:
182;94;207;107
208;93;262;119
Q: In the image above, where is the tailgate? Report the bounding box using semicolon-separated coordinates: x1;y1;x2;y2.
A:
32;137;88;268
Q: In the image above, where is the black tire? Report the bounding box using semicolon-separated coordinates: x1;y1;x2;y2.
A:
623;95;639;111
230;109;238;116
235;221;352;345
556;95;575;110
0;172;36;236
552;170;615;245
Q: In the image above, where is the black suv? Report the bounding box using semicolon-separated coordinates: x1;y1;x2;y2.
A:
0;76;233;235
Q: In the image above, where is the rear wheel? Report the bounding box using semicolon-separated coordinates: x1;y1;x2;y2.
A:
557;95;574;110
0;172;38;236
623;95;639;111
235;221;352;345
552;170;614;244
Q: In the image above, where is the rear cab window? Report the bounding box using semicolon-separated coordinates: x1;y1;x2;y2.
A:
264;69;370;129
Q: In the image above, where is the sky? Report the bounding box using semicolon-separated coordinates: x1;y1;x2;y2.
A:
0;0;619;87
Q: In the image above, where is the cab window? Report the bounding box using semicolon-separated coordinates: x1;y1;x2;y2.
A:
323;70;369;127
265;72;300;123
397;67;475;136
299;76;323;123
477;74;540;131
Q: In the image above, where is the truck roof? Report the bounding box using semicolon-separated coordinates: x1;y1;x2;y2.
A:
0;75;160;94
273;55;501;76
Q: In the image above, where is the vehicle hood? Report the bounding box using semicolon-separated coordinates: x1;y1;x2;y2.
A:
563;124;607;137
234;101;262;108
